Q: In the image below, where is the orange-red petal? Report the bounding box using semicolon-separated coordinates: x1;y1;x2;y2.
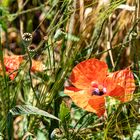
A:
0;56;23;80
88;96;105;117
4;56;23;70
70;59;108;89
31;60;45;72
0;55;45;80
64;86;96;113
9;72;17;80
107;85;125;102
107;68;135;101
103;75;117;93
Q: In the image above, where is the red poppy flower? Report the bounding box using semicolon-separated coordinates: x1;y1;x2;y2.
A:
0;55;44;80
0;56;23;80
64;58;136;117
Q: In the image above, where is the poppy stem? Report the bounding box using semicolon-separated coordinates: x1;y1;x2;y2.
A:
26;46;41;106
22;32;41;106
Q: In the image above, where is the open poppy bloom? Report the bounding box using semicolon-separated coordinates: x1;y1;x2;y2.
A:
0;55;45;80
64;58;136;117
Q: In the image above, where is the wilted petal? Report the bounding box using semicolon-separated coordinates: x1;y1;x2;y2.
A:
70;59;108;89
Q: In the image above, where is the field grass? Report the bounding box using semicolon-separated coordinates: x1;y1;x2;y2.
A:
0;0;140;139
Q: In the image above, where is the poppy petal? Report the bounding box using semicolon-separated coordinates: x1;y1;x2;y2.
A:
107;68;135;101
31;60;45;72
107;85;125;102
0;55;45;79
70;58;108;89
1;56;23;80
64;86;96;113
4;56;23;70
9;73;17;80
103;75;117;93
88;96;105;117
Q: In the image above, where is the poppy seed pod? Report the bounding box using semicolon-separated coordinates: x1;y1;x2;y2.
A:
22;32;33;47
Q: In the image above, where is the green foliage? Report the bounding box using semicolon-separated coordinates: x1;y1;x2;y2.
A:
59;101;70;123
9;105;60;121
0;0;139;139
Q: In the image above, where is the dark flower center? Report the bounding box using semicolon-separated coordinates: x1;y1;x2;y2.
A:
91;87;107;96
90;81;107;96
